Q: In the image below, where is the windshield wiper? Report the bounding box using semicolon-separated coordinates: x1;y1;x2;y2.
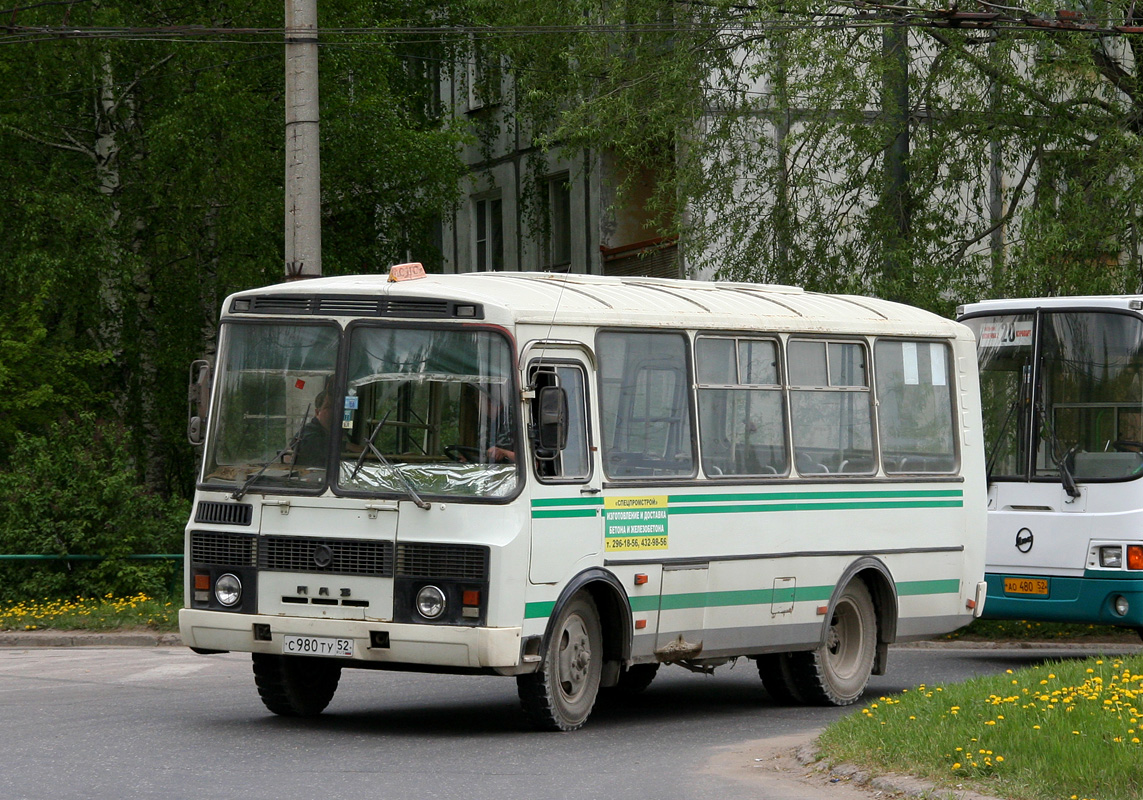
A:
986;399;1018;485
1035;399;1081;500
232;404;310;501
350;412;430;510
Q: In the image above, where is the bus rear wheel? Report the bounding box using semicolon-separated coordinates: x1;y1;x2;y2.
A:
252;653;342;717
789;580;876;706
517;593;603;731
756;653;806;704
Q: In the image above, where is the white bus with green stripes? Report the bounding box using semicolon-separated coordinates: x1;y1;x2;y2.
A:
181;264;987;731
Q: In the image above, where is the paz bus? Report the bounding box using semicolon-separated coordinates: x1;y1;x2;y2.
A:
180;266;987;731
960;297;1143;636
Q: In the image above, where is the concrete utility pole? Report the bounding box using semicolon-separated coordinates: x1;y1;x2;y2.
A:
284;0;321;279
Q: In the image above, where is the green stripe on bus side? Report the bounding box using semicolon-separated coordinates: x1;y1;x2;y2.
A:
897;578;961;596
533;491;963;519
531;497;605;508
525;601;557;619
668;489;963;504
532;509;601;519
666;500;963;516
524;579;960;620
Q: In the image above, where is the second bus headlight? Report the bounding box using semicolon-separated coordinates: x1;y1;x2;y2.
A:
1100;546;1124;568
416;585;446;619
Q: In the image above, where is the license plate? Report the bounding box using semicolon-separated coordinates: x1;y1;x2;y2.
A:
282;635;354;657
1004;577;1049;596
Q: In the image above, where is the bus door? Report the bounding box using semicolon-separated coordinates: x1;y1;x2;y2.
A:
525;350;603;584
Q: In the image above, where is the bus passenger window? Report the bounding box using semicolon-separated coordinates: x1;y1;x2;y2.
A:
597;332;694;478
788;339;874;476
530;364;590;481
875;340;957;474
696;336;788;477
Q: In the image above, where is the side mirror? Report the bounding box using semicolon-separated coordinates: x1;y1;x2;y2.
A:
537;386;568;452
187;359;212;446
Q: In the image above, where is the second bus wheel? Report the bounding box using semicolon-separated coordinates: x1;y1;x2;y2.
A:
788;580;877;706
517;592;603;731
252;653;342;717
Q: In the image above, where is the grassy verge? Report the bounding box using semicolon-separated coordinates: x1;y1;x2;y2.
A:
0;594;180;632
945;618;1141;643
818;654;1143;800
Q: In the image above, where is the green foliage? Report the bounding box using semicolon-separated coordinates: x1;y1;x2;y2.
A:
0;1;470;506
0;415;188;603
475;2;1143;311
819;654;1143;800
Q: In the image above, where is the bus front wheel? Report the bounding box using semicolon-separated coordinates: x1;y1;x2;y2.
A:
252;653;342;717
790;580;876;706
517;593;603;731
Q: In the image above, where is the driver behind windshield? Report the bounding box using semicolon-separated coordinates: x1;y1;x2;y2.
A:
294;389;333;467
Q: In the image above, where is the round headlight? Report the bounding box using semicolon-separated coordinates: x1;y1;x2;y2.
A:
1114;595;1130;616
215;573;242;607
416;585;446;619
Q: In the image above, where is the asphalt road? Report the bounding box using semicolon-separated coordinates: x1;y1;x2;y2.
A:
2;642;1139;800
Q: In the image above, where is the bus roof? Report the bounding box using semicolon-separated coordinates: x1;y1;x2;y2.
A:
960;296;1143;317
226;272;966;337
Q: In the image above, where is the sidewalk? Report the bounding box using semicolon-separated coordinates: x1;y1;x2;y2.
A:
0;630;181;647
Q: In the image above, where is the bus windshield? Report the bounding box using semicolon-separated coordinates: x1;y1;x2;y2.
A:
337;325;518;499
202;322;340;494
201;322;519;499
966;311;1143;482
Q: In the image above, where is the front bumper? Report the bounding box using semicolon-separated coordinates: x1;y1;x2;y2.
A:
179;609;522;670
983;572;1143;627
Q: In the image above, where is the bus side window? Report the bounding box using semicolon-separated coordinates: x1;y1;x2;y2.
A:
597;331;695;478
788;339;875;476
531;364;591;481
696;336;788;477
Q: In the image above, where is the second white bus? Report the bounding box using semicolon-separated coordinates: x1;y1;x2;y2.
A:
181;267;987;730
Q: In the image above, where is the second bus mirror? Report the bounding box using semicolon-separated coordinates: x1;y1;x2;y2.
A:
537;386;568;451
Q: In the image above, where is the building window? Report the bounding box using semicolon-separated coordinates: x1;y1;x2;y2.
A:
544;174;572;271
467;37;502;111
474;195;503;272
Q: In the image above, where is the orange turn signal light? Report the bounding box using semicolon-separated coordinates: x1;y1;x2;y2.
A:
634;573;648;586
194;573;211;591
462;589;481;606
1128;545;1143;571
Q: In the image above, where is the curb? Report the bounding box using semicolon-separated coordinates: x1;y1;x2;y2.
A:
0;631;181;648
796;743;1003;800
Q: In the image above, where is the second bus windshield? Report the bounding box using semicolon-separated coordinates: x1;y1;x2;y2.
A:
967;311;1143;481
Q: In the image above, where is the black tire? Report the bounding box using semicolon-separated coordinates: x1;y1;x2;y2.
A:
517;593;603;731
252;653;342;717
788;580;877;706
600;663;659;701
756;652;806;704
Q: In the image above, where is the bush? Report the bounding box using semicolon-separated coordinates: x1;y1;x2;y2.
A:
0;414;188;603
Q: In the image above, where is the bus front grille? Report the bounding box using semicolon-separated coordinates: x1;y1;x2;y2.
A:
396;543;489;581
190;531;257;567
258;536;394;577
194;501;253;526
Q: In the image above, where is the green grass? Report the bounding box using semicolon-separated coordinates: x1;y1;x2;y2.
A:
819;654;1143;800
945;618;1141;643
0;593;180;632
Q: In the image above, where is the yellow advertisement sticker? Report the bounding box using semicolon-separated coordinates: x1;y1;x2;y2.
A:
604;496;668;550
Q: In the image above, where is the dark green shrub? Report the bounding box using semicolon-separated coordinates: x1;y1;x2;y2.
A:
0;414;188;603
